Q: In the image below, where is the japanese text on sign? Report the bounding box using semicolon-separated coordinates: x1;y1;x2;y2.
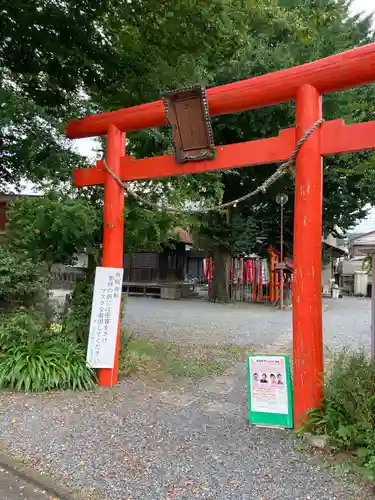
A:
86;267;123;368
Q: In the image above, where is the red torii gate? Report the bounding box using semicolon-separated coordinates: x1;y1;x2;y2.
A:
66;42;375;427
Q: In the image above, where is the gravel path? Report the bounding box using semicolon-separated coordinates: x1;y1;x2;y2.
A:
0;296;372;499
124;296;371;352
1;364;373;500
0;467;53;500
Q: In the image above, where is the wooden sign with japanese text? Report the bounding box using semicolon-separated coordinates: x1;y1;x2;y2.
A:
86;267;123;368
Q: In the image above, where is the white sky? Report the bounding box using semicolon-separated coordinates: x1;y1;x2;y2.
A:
71;0;375;233
72;137;98;164
353;210;375;234
351;0;374;19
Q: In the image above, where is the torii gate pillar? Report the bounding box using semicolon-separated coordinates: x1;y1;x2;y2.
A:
100;125;125;386
293;85;323;424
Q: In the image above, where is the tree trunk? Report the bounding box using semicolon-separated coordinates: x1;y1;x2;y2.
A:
210;247;231;303
86;251;99;284
159;247;168;281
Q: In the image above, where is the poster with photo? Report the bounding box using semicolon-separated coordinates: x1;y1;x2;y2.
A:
247;354;293;427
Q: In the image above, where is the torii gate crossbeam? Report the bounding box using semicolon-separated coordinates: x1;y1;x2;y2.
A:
66;42;375;427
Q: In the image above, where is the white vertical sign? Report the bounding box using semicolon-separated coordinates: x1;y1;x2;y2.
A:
86;267;123;368
261;259;269;284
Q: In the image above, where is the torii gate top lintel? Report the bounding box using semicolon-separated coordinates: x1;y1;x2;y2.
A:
65;42;375;428
66;42;375;139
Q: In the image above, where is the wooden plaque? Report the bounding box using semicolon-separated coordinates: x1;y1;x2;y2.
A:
162;86;215;163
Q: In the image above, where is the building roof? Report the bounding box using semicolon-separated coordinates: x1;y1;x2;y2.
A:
322;241;347;257
168;227;193;245
349;230;375;256
0;193;40;203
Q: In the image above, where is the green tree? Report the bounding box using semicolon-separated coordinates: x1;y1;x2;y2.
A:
123;0;375;302
0;86;88;190
102;0;308;265
2;0;375;302
0;247;47;311
194;0;375;301
0;0;269;248
6;195;101;273
0;0;115;189
0;0;116;109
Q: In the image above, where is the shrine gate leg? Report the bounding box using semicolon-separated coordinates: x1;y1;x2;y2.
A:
99;124;125;386
293;84;324;426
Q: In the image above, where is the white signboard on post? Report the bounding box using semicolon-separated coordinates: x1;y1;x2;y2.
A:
86;267;123;368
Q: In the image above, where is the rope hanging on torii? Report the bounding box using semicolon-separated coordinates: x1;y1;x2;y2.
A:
103;117;323;214
103;84;325;214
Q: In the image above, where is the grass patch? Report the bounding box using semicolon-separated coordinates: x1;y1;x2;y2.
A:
0;308;95;392
166;358;227;378
119;336;253;381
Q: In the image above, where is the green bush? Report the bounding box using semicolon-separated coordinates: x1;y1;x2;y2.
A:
305;350;375;482
0;308;95;391
62;278;93;345
0;308;45;350
0;247;47;310
63;280;126;347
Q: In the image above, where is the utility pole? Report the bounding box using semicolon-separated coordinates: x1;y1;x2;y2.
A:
276;193;288;310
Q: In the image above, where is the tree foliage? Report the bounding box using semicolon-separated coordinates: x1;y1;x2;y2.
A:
0;247;47;310
191;0;375;299
0;0;112;190
0;85;88;189
121;2;375;260
114;0;375;300
0;0;114;109
6;195;101;269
